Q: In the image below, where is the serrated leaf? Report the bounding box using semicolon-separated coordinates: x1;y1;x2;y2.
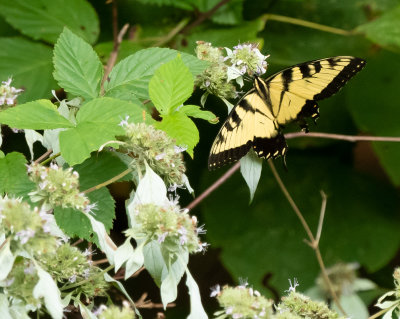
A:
0;37;56;103
180;104;218;123
59;97;146;165
0;100;73;129
0;0;99;44
104;47;209;101
149;55;194;115
240;150;263;203
0;152;34;198
33;265;63;319
357;5;400;49
53;28;103;100
155;112;199;157
54;207;92;241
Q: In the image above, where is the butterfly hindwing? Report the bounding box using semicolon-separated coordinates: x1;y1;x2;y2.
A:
208;91;280;169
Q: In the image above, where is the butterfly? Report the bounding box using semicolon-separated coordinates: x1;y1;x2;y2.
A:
208;56;366;170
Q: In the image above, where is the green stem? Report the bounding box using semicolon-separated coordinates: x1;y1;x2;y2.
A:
83;168;133;194
40;152;61;166
60;264;114;291
262;13;354;36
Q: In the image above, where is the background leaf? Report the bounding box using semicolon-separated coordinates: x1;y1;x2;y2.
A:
0;0;99;44
0;152;34;199
357;5;400;50
0;37;56;103
200;153;400;295
53;28;103;100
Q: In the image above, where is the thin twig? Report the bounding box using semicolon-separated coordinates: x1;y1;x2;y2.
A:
285;131;400;142
71;239;83;247
314;191;327;248
181;0;232;34
92;258;109;266
101;23;129;95
186;161;240;211
267;160;347;316
262;13;353;36
34;149;53;164
135;292;176;309
152;18;189;47
82;168;132;194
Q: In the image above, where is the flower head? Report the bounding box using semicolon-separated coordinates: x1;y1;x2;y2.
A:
0;78;23;107
117;122;186;186
28;163;93;212
127;202;207;254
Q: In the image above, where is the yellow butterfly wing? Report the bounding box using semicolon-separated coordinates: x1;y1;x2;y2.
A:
255;56;366;126
208;90;283;170
208;56;366;170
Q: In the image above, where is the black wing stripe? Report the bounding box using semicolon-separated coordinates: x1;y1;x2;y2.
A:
313;58;365;100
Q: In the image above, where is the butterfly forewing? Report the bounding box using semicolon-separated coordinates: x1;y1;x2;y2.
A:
208;56;366;170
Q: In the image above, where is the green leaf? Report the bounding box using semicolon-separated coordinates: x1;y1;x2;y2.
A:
0;0;99;44
134;0;197;10
53;28;103;100
357;5;400;50
54;207;92;240
347;51;400;186
240;150;263;203
179;19;265;54
95;40;145;65
104;47;209;101
53;152;127;241
200;154;400;295
0;100;73;129
0;37;56;103
155;112;199;157
59;97;146;165
180;104;218;123
149;55;194;115
0;152;34;198
199;0;243;25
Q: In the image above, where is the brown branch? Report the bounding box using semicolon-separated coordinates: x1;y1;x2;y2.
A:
186;161;240;211
34;149;53;164
285;131;400;142
101;18;130;94
267;160;347;316
181;0;232;34
135;292;175;309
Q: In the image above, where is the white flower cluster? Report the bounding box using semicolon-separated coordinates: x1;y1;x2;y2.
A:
0;78;23;106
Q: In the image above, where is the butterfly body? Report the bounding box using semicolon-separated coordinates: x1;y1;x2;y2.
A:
208;56;366;170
